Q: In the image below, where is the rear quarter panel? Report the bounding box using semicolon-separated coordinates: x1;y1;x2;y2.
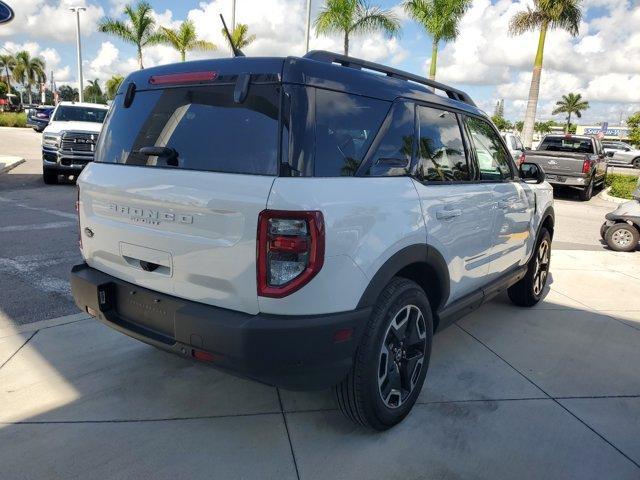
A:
261;177;426;315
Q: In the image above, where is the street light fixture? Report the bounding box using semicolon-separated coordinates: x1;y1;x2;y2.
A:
305;0;312;53
70;6;86;102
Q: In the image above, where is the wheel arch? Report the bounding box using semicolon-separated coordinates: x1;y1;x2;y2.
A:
356;244;450;331
540;205;555;240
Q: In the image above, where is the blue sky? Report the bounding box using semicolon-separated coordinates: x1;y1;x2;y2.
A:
2;0;639;124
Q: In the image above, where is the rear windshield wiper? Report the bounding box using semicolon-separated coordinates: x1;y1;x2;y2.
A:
138;146;179;167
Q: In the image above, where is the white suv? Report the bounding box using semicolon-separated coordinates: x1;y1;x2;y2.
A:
71;52;554;430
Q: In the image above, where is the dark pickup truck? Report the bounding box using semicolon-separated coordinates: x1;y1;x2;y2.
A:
523;134;608;201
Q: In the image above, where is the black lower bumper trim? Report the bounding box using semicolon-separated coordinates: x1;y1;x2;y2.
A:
70;263;370;390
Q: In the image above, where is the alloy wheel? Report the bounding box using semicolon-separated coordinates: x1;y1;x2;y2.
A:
533;239;550;296
378;305;427;409
612;228;634;248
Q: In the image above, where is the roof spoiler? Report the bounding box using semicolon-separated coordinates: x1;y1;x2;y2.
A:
303;50;476;107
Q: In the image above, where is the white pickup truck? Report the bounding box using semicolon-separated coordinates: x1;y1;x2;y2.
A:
41;101;109;184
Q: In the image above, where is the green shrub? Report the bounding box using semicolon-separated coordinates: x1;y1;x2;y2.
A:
0;112;27;128
605;173;638;200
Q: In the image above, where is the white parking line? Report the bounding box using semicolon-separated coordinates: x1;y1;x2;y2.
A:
0;196;77;220
0;221;75;232
0;252;79;295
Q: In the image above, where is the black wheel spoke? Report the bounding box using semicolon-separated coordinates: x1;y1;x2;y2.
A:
400;351;423;389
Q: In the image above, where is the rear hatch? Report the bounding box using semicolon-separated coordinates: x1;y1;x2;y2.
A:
77;59;284;315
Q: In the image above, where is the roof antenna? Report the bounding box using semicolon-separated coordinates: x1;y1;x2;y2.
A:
219;14;244;58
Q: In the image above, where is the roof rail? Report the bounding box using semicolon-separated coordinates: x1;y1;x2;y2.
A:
303;50;476;107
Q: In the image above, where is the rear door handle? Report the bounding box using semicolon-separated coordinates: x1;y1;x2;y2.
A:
436;209;462;220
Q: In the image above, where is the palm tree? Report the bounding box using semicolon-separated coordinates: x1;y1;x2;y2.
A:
98;1;164;69
85;79;103;103
403;0;471;80
0;54;16;95
314;0;401;56
105;74;124;100
552;92;589;133
221;23;256;53
161;20;216;62
13;51;46;105
510;0;582;148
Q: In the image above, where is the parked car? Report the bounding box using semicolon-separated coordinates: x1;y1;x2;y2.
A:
602;141;640;169
70;51;554;430
522;134;608;201
502;132;525;164
600;178;640;252
26;105;54;132
41;101;109;184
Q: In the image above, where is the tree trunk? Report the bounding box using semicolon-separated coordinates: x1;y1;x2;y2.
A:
565;112;572;134
138;47;144;69
429;40;438;81
181;50;186;62
521;22;548;149
27;86;33;105
4;67;11;95
344;32;349;56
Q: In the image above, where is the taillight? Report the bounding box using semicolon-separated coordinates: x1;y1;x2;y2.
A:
257;210;325;298
148;71;218;85
582;158;592;174
76;187;82;251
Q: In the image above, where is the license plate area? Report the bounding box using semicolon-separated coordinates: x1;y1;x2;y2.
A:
114;284;177;337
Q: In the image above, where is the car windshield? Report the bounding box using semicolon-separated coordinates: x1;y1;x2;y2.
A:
53;106;107;123
539;136;593;153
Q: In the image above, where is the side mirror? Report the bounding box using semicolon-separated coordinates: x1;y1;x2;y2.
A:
520;162;545;184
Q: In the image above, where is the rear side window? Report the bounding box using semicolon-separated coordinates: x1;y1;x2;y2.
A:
314;89;388;176
465;117;512;181
415;106;469;182
95;83;280;175
538;136;593;154
365;101;415;177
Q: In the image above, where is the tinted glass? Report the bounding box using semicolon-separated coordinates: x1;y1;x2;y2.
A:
314;89;388;176
95;84;280;175
54;106;107;123
466;117;512;181
415;106;468;182
366;102;414;176
538;136;593;154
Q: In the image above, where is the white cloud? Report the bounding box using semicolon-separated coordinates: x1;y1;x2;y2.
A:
0;1;104;42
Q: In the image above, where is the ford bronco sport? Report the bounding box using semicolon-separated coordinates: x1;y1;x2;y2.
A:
71;51;554;430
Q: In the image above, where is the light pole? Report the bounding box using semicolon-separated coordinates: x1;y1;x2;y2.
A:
70;6;86;102
231;0;236;31
305;0;312;53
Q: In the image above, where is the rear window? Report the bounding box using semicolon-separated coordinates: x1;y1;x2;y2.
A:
539;136;594;154
314;89;389;176
95;83;281;175
54;106;107;123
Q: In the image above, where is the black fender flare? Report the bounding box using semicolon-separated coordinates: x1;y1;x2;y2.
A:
356;244;450;311
540;205;555;237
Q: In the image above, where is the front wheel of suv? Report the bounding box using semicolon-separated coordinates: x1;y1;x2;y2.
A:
508;228;551;307
334;277;433;430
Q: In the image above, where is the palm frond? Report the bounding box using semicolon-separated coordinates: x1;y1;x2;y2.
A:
98;18;135;44
352;7;401;37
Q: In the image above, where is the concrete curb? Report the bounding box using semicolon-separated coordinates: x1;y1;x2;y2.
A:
0;156;25;174
597;187;628;204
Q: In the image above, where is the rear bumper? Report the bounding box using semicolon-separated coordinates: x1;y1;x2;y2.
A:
545;173;589;187
70;263;369;390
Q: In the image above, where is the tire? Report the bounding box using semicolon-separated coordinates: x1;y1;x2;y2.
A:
579;178;594;201
42;167;58;185
508;228;551;307
605;223;639;252
334;277;433;430
600;222;610;241
633;158;640;170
